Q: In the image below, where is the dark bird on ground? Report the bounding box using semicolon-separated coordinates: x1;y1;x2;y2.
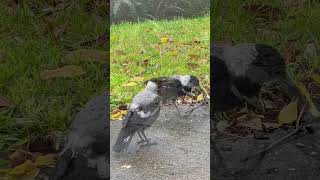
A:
211;43;318;122
145;75;207;116
112;81;161;153
50;93;109;180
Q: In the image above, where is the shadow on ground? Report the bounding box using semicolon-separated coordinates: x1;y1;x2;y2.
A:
110;103;210;180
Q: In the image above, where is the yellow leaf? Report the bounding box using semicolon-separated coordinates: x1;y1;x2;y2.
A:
311;74;320;87
35;154;57;167
160;37;169;44
130;76;144;82
122;82;137;87
278;98;298;126
8;160;39;178
111;112;122;119
40;65;85;80
196;94;204;102
120;110;128;115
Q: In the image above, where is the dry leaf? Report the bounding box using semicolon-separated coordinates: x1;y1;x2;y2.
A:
311;74;320;86
0;49;6;63
130;76;144;82
237;116;263;130
122;82;137;87
66;49;108;64
262;122;280;130
160;36;169;44
40;65;85;80
8;160;39;178
196;94;204;102
34;154;57;166
0;96;11;108
278;98;298;126
111;110;127;120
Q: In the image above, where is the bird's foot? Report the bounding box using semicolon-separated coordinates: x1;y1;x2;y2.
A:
140;139;158;147
136;139;147;145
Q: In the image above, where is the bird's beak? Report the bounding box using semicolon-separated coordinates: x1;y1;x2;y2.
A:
195;85;210;100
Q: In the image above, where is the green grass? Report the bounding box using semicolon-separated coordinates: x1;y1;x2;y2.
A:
110;16;210;109
212;0;320;81
0;1;108;150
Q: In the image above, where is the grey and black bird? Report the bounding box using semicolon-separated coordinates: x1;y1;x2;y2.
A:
211;43;318;122
112;81;161;153
145;75;207;116
50;93;109;180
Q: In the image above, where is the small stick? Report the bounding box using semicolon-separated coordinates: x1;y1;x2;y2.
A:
241;104;307;162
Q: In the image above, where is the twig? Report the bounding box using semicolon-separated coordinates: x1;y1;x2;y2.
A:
241;104;307;162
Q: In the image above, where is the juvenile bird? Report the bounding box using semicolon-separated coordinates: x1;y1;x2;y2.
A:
145;75;207;116
113;81;161;153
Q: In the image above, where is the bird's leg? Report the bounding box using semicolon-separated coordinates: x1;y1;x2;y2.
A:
140;131;157;147
136;131;147;144
173;101;185;117
183;97;208;117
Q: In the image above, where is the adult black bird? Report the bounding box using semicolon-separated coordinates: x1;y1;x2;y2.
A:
112;81;161;153
50;93;109;180
145;75;207;116
211;43;318;122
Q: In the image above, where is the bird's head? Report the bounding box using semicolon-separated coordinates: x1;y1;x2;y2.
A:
173;75;204;97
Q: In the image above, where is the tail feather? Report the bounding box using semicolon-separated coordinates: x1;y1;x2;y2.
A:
113;127;136;153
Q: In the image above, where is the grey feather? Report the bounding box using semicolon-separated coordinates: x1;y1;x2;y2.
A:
113;84;161;153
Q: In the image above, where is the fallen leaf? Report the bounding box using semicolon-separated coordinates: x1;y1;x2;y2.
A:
312;74;320;87
9;150;30;167
284;40;299;63
0;49;6;63
160;36;169;44
0;96;11;108
111;110;127;120
34;154;57;166
196;94;204;102
278;98;298;126
66;49;108;64
8;160;39;178
237;116;263;130
40;65;85;80
262;122;280;130
122;82;137;87
130;76;144;82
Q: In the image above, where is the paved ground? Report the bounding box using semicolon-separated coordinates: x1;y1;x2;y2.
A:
110;103;210;180
212;121;320;180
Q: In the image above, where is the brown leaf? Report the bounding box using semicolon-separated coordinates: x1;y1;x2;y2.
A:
66;49;108;64
237;111;263;130
8;150;32;168
284;40;299;63
80;34;108;48
40;65;85;80
262;122;280;130
243;4;285;23
0;49;6;63
0;96;11;109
